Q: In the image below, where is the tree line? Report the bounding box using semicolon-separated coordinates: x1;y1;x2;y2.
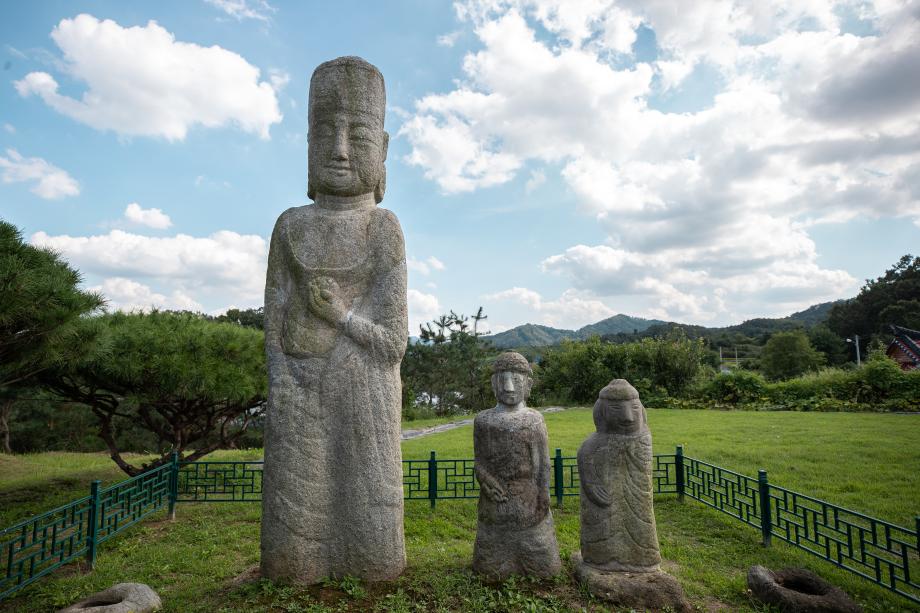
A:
3;216;917;470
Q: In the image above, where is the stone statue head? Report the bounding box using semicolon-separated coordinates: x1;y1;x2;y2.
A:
491;352;533;410
307;56;388;203
593;379;647;435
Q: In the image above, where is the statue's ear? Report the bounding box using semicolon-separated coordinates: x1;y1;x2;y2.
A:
382;131;389;161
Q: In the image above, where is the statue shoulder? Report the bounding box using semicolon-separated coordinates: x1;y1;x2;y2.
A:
369;208;406;265
272;205;312;237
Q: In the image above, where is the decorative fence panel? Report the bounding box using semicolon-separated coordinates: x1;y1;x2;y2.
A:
176;461;263;503
96;464;172;545
766;484;920;604
2;447;918;606
0;496;93;600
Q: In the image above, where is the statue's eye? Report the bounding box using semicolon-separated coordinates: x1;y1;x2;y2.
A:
350;125;375;142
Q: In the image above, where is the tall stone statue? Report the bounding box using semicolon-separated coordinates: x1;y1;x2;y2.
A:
473;352;561;580
573;380;688;611
261;56;407;583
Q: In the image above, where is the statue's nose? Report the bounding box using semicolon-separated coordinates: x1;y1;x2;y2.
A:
502;374;515;391
333;126;349;160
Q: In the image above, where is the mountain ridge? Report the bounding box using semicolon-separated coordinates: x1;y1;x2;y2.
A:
483;300;843;349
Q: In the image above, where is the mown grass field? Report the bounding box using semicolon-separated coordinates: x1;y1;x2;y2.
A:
1;409;918;612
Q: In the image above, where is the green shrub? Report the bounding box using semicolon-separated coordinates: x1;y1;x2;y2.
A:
702;371;767;404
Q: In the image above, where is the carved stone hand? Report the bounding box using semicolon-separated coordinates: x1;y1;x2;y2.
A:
308;280;347;325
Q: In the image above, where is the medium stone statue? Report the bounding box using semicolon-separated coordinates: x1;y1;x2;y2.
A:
472;352;561;580
573;379;689;611
261;56;407;583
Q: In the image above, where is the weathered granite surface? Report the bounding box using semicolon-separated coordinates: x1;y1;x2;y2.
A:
472;352;561;580
575;379;689;611
578;379;660;572
260;56;407;583
59;583;161;613
573;552;689;612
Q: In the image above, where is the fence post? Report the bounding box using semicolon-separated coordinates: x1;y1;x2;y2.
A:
86;480;101;569
758;469;772;547
168;451;179;521
915;516;919;555
675;445;685;502
428;450;437;509
553;448;564;508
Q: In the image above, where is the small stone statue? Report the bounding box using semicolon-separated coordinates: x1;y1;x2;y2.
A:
472;352;562;580
573;379;689;611
261;56;407;583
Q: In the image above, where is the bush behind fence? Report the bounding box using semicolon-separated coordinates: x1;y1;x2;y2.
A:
2;449;918;605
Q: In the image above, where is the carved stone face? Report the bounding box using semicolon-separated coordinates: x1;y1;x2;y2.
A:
491;370;531;408
594;397;644;434
308;60;388;200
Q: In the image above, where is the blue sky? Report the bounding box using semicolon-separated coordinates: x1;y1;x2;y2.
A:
2;0;918;334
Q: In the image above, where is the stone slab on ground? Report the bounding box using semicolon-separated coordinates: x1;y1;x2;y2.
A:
573;552;690;612
58;582;161;613
747;565;862;613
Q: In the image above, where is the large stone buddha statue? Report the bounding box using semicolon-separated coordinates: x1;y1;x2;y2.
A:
260;56;408;583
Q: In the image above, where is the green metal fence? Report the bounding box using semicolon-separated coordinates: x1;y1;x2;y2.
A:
0;462;173;601
2;448;919;606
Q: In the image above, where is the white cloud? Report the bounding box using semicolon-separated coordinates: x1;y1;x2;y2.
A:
14;14;282;141
403;0;918;324
524;169;545;192
203;0;276;22
124;202;172;229
30;229;268;308
0;148;79;199
437;31;462;47
268;68;290;92
91;277;204;312
407;255;446;276
408;288;441;334
484;286;615;329
2;123;14;134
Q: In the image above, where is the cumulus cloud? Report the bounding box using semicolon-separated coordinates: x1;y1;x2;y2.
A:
401;0;918;324
524;169;545;192
0;148;79;199
91;277;204;312
407;255;446;276
204;0;276;22
408;288;441;334
30;229;268;309
14;14;282;140
437;31;462;47
124;203;172;229
484;286;615;329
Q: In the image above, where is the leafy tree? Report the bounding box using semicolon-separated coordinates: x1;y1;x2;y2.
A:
0;220;104;389
402;310;493;416
536;332;708;404
760;330;825;380
212;307;264;330
828;254;920;340
46;311;267;475
807;323;848;366
0;220;104;452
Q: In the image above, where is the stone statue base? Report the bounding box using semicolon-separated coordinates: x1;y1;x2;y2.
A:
573;552;690;612
473;514;562;581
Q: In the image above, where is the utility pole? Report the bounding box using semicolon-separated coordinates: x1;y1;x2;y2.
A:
847;334;861;367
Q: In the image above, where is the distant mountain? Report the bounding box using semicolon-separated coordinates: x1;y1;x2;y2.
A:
577;314;667;338
484;324;576;348
482;300;845;349
785;301;841;326
484;314;665;349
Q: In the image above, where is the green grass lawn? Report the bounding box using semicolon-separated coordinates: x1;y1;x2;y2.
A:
1;409;918;612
